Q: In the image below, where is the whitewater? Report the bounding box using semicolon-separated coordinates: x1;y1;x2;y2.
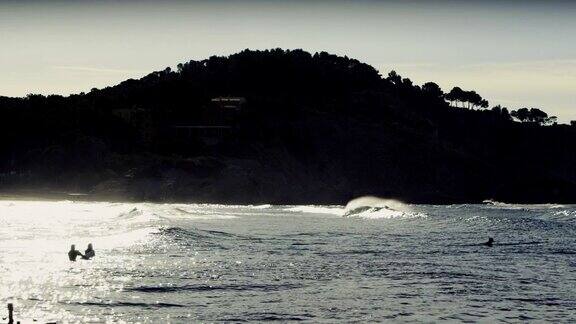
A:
1;199;575;322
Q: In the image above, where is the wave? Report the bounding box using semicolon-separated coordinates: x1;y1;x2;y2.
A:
252;204;272;209
157;226;210;240
161;204;240;219
224;312;314;322
114;207;160;223
346;196;408;211
482;199;566;210
552;210;576;217
344;206;425;219
66;301;186;308
283;205;343;215
155;226;260;248
343;196;426;219
124;282;303;293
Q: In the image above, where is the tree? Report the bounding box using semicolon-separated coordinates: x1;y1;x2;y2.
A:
501;107;511;120
511;108;530;122
511;108;557;125
492;105;512;121
546;116;558;125
422;82;444;99
464;91;488;109
387;71;402;85
445;87;465;107
444;87;488;109
465;91;481;109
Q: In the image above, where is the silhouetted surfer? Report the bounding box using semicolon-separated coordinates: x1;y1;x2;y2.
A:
483;237;494;247
68;244;83;261
82;243;95;260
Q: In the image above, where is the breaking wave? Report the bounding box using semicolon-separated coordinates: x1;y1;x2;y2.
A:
343;196;426;219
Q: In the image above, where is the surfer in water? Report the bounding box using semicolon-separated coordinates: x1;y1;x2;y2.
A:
82;243;95;260
483;237;494;247
68;244;83;261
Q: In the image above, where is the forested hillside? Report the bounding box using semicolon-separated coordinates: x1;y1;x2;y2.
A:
1;49;575;203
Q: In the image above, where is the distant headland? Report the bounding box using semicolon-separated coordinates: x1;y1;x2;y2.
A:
1;49;575;204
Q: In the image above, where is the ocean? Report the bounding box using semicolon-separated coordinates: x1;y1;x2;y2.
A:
1;199;575;322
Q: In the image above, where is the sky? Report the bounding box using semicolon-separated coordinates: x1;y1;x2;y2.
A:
1;0;575;121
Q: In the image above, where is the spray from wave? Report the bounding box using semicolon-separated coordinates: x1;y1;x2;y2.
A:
343;196;424;219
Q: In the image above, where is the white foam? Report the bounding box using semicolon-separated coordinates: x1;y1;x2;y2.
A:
483;200;567;210
251;204;272;209
552;210;576;217
346;207;426;219
343;196;426;219
283;205;344;215
345;196;412;211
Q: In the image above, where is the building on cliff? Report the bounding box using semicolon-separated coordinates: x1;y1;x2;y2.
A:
170;97;245;145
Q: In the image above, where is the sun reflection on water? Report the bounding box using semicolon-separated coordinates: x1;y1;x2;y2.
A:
0;200;161;322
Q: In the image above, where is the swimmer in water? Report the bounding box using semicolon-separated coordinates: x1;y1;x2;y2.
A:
68;244;83;261
483;237;494;247
82;243;95;260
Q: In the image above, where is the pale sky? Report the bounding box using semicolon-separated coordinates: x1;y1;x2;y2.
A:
1;0;575;121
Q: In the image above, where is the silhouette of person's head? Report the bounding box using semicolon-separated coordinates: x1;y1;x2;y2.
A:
484;237;494;246
87;243;93;250
70;244;76;251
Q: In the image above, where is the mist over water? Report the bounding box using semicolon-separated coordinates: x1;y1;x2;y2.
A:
1;200;576;322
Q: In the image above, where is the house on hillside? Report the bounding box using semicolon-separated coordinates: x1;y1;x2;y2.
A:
211;97;246;109
207;97;245;124
170;97;246;145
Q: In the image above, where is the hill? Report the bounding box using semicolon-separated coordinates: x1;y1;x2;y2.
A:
1;49;575;204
